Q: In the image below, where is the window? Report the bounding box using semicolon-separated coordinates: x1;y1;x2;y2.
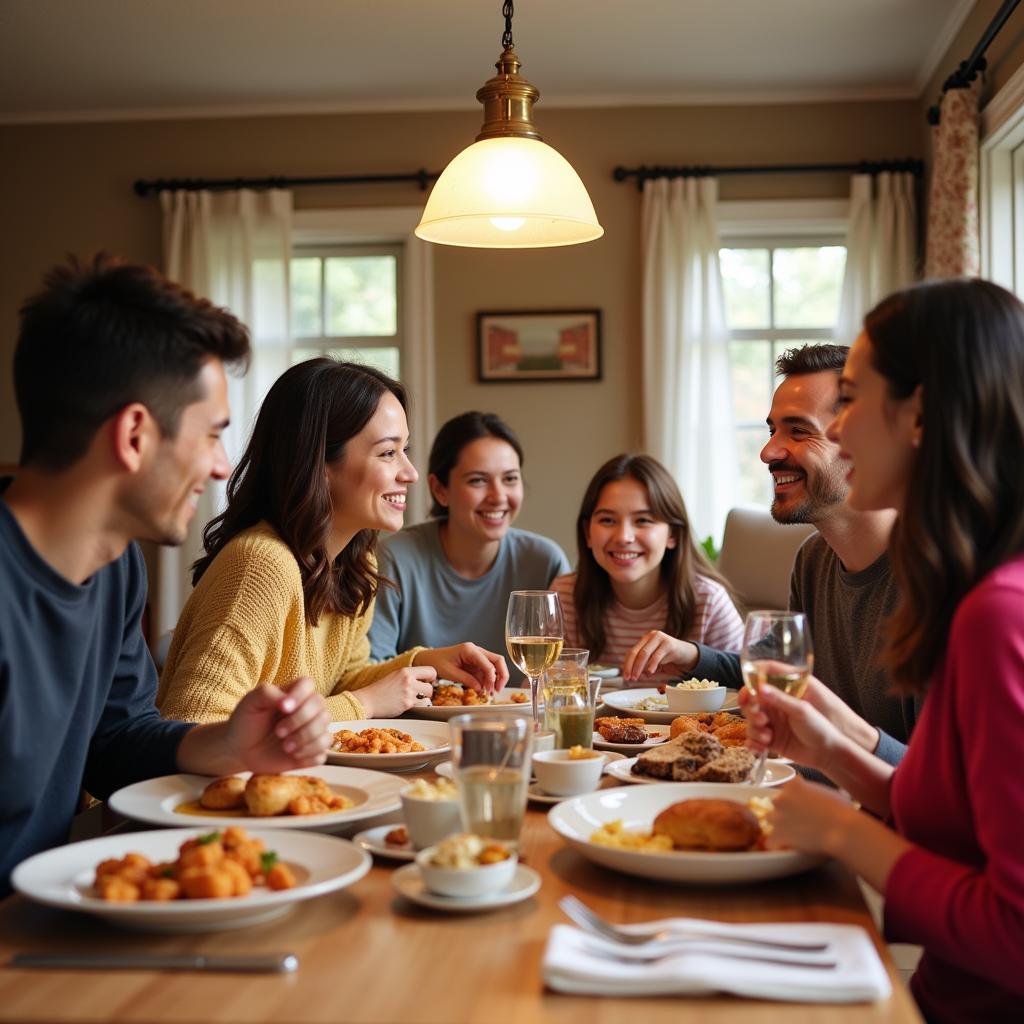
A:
289;244;403;377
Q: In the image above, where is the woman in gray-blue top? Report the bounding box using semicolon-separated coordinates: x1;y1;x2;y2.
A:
368;411;569;682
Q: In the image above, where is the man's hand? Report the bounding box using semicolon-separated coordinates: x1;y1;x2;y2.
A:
413;643;509;693
177;677;331;777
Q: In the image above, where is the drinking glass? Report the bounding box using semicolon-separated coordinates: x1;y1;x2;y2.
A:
505;590;564;729
740;610;813;785
448;714;532;845
542;648;595;749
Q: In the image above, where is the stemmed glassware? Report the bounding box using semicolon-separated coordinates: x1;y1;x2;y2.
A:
740;610;813;786
505;590;564;730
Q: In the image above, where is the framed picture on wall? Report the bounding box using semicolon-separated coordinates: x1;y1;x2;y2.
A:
476;309;602;382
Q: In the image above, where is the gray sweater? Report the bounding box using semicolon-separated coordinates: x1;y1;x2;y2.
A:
693;533;917;766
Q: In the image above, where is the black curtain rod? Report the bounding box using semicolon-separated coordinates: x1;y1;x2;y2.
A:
133;169;440;197
927;0;1022;124
612;158;924;190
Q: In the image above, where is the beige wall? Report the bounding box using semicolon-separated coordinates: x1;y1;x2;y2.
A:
0;98;921;559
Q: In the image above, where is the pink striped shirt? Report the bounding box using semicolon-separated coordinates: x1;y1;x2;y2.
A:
550;572;743;676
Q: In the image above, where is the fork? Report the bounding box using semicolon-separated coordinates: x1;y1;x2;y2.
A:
580;940;837;970
559;895;831;953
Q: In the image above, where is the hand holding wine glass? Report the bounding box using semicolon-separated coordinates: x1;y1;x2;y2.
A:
740;610;813;785
505;591;564;730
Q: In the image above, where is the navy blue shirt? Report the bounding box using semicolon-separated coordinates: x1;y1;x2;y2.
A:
0;489;192;896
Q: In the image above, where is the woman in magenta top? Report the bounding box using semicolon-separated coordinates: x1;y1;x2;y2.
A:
741;278;1024;1022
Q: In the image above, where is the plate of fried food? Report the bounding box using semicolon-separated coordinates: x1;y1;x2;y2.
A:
108;766;405;833
406;683;534;721
601;688;739;723
547;783;825;884
592;717;672;754
327;719;451;770
11;827;371;932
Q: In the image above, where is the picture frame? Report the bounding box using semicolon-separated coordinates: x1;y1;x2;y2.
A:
476;309;602;382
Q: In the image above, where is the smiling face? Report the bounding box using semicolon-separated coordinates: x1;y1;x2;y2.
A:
584;476;676;599
129;358;232;546
325;390;418;544
429;436;523;546
760;369;849;524
828;333;920;514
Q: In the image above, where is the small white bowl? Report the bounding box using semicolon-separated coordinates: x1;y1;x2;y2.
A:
415;843;517;898
531;748;605;796
400;785;462;851
665;684;727;713
532;729;557;753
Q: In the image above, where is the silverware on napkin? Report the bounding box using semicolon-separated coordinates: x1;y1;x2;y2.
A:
580;938;838;970
8;952;299;973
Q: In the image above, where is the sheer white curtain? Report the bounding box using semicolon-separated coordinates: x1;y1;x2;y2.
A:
835;171;916;344
642;176;736;546
156;188;293;636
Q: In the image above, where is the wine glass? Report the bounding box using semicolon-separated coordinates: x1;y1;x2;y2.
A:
505;590;564;729
740;610;813;785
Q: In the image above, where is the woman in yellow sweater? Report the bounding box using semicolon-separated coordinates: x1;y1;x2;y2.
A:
157;359;508;723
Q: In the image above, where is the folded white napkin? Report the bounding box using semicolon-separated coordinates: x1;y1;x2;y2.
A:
542;922;892;1003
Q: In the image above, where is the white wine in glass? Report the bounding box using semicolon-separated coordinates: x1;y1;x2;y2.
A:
740;610;813;784
505;591;564;729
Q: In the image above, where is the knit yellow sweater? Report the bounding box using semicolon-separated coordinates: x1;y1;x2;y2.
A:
157;522;421;723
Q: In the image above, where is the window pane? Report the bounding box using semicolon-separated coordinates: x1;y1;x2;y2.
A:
729;339;773;423
735;426;772;506
772;246;846;328
290;257;322;338
720;247;770;328
325;256;397;337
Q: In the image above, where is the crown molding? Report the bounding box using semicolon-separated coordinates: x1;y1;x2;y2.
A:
913;0;982;96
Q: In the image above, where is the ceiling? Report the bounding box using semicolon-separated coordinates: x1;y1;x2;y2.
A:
0;0;975;124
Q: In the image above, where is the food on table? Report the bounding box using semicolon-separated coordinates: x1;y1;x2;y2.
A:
93;827;296;902
431;683;490;706
427;833;513;869
590;797;773;853
594;716;650;744
634;694;669;711
669;710;748;748
331;727;426;754
567;744;601;760
653;798;762;851
198;774;353;817
673;678;719;690
632;732;754;783
403;778;458;800
385;826;410;847
506;690;529;703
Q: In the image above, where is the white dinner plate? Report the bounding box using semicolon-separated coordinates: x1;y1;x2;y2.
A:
391;862;541;912
592;723;672;754
601;688;740;723
327;719;451;770
11;829;370;932
605;756;795;788
353;824;416;862
108;766;404;833
547;783;825;884
405;687;536;721
588;664;621;678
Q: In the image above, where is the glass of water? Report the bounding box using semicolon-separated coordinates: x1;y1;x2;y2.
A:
448;714;532;845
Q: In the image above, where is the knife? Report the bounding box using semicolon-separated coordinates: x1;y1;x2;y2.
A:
8;952;299;973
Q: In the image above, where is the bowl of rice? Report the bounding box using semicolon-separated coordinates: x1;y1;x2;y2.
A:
665;678;727;713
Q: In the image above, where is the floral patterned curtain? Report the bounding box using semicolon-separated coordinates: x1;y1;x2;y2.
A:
925;80;981;278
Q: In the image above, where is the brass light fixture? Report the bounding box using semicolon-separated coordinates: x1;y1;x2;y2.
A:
415;1;603;249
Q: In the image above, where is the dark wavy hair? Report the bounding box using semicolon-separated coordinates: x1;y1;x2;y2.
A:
427;411;524;518
865;279;1024;693
192;359;408;625
573;454;734;659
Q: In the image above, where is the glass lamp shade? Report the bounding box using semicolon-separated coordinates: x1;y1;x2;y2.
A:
415;136;604;249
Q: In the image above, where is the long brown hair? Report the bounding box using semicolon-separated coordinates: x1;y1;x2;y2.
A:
572;454;733;659
865;279;1024;692
193;359;408;625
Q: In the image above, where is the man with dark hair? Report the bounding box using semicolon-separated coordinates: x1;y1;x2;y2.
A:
0;255;331;896
625;342;916;765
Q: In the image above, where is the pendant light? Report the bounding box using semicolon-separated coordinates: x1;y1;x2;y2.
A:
415;1;603;249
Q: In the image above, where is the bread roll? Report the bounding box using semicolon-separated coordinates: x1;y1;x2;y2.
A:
199;775;247;810
652;798;760;851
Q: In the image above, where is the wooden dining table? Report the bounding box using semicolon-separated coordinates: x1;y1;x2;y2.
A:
0;770;922;1024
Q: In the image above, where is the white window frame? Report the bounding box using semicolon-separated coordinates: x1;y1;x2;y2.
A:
291;207;435;524
981;61;1024;295
717;199;850;505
